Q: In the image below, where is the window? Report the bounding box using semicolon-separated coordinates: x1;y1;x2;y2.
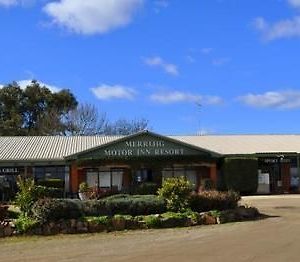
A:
162;167;197;189
34;166;66;182
86;168;124;190
135;169;153;183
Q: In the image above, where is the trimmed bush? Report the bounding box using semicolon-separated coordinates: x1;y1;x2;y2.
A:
31;195;166;222
32;198;84;223
222;158;258;194
158;177;192;212
133;182;159;195
36;179;64;189
189;190;240;213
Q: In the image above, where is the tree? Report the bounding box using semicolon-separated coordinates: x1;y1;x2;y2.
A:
65;103;149;136
0;80;78;136
0;82;25;135
0;80;149;136
104;118;149;135
65;103;108;135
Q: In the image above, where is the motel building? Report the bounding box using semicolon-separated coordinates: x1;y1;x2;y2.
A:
0;130;300;200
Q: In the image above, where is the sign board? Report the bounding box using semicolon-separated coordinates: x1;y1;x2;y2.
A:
0;167;20;175
76;133;212;159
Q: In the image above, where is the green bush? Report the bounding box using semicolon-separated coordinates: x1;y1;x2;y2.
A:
144;215;162;228
31;195;166;222
158;177;192;212
15;176;39;215
222;158;258;194
133;183;159;195
36;186;64;198
36;179;64;189
32;198;84;223
189;190;240;212
15;214;39;234
85;216;110;226
15;177;64;215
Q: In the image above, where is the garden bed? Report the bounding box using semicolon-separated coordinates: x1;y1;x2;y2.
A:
0;206;260;237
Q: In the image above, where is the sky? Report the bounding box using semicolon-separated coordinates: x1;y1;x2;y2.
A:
1;0;300;135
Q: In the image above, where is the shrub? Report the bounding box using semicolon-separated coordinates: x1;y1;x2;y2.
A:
31;195;166;222
189;190;241;213
32;198;84;223
160;212;188;228
15;214;39;234
99;195;166;216
222;158;258;194
15;176;65;216
36;179;64;189
158;177;192;212
133;183;159;195
36;186;64;198
85;216;110;226
15;176;39;215
144;215;162;228
79;182;89;193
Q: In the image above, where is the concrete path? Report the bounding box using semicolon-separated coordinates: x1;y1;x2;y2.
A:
1;195;300;262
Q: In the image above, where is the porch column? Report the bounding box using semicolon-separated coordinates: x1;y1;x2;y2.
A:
70;162;79;194
209;163;218;189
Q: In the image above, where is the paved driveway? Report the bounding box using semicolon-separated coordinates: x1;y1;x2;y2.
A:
1;195;300;262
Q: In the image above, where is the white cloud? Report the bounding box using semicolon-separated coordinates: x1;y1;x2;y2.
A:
201;48;213;54
254;16;300;41
154;0;169;8
18;80;61;92
238;90;300;109
0;80;62;92
90;84;136;100
153;0;169;13
0;0;34;7
288;0;300;8
150;91;223;105
0;0;17;6
144;56;179;76
43;0;144;35
212;57;230;66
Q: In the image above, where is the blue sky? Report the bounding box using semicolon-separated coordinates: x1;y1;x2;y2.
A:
1;0;300;135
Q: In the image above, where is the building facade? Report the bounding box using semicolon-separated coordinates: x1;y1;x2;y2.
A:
0;131;300;200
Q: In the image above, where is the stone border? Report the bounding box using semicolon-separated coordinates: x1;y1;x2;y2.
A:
0;206;260;238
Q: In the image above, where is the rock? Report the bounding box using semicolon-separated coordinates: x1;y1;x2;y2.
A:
0;226;4;237
235;206;260;220
70;219;77;228
218;210;237;224
3;225;13;237
112;218;126;231
201;213;217;225
76;221;88;233
42;225;52;235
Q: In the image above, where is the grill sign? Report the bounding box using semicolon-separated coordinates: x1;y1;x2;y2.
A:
0;167;19;174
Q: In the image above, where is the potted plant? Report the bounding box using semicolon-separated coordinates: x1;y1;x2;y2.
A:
78;182;89;200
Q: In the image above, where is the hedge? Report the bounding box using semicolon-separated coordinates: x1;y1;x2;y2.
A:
222;158;258;194
189;190;241;212
31;195;167;222
36;179;64;189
